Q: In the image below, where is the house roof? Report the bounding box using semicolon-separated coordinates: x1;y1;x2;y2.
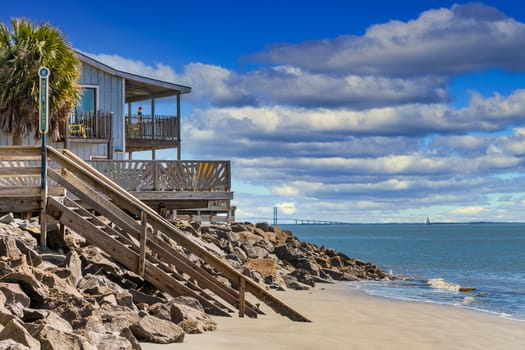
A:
75;51;191;103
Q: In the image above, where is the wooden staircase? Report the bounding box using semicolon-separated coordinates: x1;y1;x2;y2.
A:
42;146;310;322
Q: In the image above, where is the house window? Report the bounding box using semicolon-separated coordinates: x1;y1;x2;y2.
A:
77;86;98;114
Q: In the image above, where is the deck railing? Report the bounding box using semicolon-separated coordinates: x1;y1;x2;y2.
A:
65;111;112;140
125;115;180;141
0;148;64;213
89;160;230;192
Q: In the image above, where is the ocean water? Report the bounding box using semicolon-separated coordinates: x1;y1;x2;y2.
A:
280;223;525;321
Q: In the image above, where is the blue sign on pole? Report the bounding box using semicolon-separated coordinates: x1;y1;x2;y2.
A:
38;67;49;134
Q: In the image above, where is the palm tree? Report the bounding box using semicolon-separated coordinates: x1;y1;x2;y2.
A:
0;18;80;144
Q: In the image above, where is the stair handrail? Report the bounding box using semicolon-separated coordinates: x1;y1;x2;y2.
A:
46;146;310;322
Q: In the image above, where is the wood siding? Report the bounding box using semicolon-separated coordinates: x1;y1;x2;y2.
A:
80;63;124;156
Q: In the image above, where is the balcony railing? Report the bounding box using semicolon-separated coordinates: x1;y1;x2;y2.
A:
125;115;180;141
66;112;112;140
89;159;230;192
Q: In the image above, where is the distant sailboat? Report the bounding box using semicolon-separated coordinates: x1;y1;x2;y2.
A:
426;216;431;225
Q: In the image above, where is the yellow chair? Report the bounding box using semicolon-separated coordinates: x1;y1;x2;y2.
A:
127;122;141;137
69;123;87;138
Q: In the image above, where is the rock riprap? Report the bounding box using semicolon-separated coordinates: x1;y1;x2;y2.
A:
0;213;391;348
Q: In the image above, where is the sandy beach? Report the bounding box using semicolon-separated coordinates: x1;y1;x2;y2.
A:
142;283;525;350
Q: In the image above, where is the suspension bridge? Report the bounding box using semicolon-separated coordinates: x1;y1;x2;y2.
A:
240;207;351;225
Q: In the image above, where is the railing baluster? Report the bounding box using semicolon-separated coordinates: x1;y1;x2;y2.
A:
89;159;230;192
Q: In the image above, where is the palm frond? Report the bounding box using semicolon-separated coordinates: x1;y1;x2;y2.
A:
0;18;80;143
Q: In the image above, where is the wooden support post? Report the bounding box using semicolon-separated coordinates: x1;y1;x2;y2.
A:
108;112;114;159
177;94;181;160
138;211;147;277
151;97;155;141
239;276;246;318
153;161;158;190
59;222;65;242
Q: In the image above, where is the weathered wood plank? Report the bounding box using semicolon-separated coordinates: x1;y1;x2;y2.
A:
0;187;65;197
0;167;41;176
0;147;41;158
139;212;147;277
0;198;39;212
239;277;246;318
131;191;233;201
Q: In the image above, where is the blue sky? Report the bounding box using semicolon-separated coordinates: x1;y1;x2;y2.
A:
4;1;525;223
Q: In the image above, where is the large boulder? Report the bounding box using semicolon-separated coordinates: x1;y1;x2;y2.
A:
170;302;217;332
274;244;305;262
13;241;41;267
0;284;30;309
130;315;185;344
0;339;31;349
243;259;279;278
83;332;132;350
290;269;316;287
3;269;49;309
272;226;292;245
237;231;262;245
0;214;15;225
65;251;83;287
282;275;310;291
0;237;22;260
79;246;123;276
26;323;88;350
296;259;321;277
0;319;40;350
0;306;17;326
231;246;248;264
230;223;254;233
171;297;204;312
241;243;267;259
129;289;164;307
78;274;125;295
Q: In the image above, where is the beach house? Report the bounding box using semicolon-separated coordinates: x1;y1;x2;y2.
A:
0;51;234;222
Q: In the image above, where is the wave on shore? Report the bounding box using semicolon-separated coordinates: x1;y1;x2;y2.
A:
427;278;476;293
346;279;525;321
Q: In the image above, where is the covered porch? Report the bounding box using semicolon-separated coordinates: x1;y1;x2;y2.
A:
123;74;188;160
73;51;191;160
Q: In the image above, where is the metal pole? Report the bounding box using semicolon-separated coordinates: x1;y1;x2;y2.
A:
40;134;47;247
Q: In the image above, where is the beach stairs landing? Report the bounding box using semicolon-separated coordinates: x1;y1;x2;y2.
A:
44;146;310;322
